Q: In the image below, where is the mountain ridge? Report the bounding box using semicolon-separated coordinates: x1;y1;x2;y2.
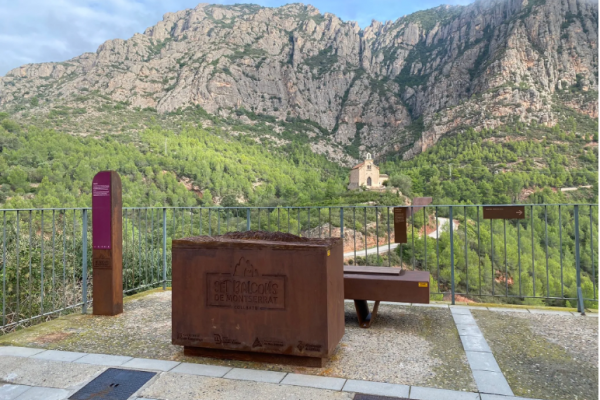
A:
0;0;597;164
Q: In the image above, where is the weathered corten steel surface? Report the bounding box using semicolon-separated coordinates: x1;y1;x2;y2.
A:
172;231;344;366
344;268;430;304
393;207;408;244
408;197;432;217
92;171;123;316
483;206;526;220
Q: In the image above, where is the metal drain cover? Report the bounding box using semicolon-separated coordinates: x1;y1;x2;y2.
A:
354;394;409;400
70;368;156;400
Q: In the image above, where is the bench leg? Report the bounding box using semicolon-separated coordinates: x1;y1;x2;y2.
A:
353;300;380;328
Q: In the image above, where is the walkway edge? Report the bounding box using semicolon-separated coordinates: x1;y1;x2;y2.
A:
0;346;548;400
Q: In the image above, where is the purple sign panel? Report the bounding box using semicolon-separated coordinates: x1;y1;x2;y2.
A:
92;172;112;249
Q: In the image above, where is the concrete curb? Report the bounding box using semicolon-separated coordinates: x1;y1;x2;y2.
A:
0;346;548;400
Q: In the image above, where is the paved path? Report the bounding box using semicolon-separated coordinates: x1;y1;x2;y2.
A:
427;217;457;238
0;304;594;400
450;308;513;397
342;217;457;258
344;243;398;258
0;345;547;400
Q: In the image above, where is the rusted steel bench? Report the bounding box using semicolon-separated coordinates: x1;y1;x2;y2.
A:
344;265;430;328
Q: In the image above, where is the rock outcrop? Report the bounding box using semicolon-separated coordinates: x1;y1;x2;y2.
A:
0;0;597;161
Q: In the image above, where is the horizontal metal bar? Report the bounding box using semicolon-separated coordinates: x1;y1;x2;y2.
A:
439;293;598;302
120;204;598;210
0;203;596;213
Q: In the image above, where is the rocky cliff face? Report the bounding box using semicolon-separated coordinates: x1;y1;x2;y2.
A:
0;0;597;162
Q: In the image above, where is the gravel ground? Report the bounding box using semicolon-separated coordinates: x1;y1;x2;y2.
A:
472;310;598;400
0;290;475;391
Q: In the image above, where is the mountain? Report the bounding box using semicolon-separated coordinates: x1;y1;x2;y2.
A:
0;0;597;165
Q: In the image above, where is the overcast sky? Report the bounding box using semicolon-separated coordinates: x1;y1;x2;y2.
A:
0;0;474;76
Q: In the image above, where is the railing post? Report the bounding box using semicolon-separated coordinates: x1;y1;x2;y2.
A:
574;205;585;315
340;208;344;238
449;206;455;305
82;209;88;314
163;208;167;290
246;208;251;231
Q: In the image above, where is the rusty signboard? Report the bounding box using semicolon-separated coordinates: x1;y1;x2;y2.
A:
483;206;525;220
172;231;345;367
91;171;123;316
393;207;408;244
408;197;433;217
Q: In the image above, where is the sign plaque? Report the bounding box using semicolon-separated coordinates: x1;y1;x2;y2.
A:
408;197;432;217
393;207;408;244
483;206;525;220
92;171;123;316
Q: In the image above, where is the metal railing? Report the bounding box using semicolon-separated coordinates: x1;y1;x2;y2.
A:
1;204;597;332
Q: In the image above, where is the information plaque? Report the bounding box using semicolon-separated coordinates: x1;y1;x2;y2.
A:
483;206;525;220
393;207;408;244
92;171;123;316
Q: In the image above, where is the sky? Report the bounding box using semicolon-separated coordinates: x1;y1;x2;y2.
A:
0;0;474;76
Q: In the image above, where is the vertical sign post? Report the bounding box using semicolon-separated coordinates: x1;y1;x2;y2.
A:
92;171;123;316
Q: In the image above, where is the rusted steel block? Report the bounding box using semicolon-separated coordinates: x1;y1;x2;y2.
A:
344;268;430;304
172;231;344;366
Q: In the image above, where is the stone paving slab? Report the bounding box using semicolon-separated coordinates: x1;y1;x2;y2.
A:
409;386;481;400
31;350;86;362
74;353;132;367
170;362;232;378
342;380;410;397
456;325;484;337
0;347;45;358
460;335;492;353
281;373;346;391
139;372;355;400
450;306;490;311
472;370;513;396
453;314;478;325
0;356;105;390
450;307;474;315
9;387;70;400
121;358;180;372
224;368;286;384
452;309;514;397
465;352;501;373
0;384;32;400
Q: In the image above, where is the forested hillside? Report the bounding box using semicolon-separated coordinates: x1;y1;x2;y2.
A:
0;107;596;209
383;120;598;205
0;111;347;209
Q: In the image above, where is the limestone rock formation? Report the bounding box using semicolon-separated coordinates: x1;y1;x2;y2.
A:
0;0;597;162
